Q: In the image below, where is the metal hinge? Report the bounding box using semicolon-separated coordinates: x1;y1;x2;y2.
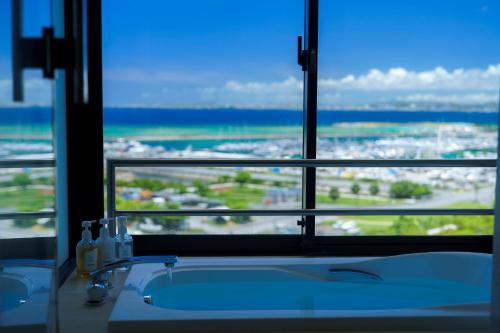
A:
297;36;317;74
12;0;66;101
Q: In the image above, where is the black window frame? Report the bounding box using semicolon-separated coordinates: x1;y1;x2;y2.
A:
71;0;494;257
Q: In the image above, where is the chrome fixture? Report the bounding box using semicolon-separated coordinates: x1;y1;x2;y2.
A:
86;256;177;305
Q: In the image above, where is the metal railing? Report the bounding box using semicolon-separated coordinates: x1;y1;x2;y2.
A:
0;159;56;220
107;158;496;219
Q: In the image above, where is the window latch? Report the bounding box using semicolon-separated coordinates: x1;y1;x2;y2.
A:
297;217;305;235
297;36;317;74
12;0;66;101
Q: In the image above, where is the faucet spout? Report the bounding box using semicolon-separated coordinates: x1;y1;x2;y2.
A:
89;255;177;281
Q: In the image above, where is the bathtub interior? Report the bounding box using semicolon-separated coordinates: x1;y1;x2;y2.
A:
140;253;491;311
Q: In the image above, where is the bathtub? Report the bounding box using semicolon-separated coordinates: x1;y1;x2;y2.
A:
108;252;491;333
0;266;54;333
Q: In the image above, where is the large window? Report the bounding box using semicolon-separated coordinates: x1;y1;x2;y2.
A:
101;0;499;250
0;0;56;239
315;0;499;237
102;0;305;235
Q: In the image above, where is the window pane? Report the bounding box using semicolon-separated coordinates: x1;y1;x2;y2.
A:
112;166;302;235
124;216;301;236
0;167;55;212
102;0;304;160
318;0;500;159
317;215;493;236
114;166;302;209
316;167;495;208
0;218;55;239
0;0;55;241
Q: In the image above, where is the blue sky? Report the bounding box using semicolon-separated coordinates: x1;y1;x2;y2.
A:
1;0;499;109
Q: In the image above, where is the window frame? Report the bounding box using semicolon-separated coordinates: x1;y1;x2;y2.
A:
68;0;496;257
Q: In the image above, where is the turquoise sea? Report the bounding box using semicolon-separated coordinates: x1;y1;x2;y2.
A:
0;107;497;152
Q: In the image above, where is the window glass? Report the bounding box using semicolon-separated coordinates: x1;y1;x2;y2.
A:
113;166;302;235
318;0;500;160
103;0;304;160
102;0;304;235
0;1;55;239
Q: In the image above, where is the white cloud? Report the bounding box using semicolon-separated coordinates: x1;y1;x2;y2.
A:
0;78;51;106
209;65;500;97
198;64;500;108
198;76;304;108
396;93;499;105
319;64;500;91
224;76;303;94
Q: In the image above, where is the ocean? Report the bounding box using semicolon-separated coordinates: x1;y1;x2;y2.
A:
0;107;497;152
0;107;498;126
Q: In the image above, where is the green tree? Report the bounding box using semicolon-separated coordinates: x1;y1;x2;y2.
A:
369;182;380;196
116;197;186;231
217;175;231;183
412;184;432;199
351;182;361;195
389;181;414;199
233;216;251;224
389;181;432;199
329;187;340;202
13;219;37;228
13;173;31;189
193;180;210;196
235;171;251;187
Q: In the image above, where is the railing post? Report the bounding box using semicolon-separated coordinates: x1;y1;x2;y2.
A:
106;159;116;236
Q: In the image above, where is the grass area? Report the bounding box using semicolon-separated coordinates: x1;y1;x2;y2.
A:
207;186;266;209
316;194;392;206
0;188;54;211
320;201;494;236
442;201;491;209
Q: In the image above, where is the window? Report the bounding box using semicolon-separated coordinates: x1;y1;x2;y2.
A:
0;0;56;240
102;0;305;236
98;0;498;255
316;0;499;237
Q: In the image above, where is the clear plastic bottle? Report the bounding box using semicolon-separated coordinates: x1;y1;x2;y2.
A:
76;220;98;277
115;216;133;260
96;218;116;268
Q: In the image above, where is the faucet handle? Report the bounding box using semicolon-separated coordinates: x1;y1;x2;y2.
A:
86;281;108;305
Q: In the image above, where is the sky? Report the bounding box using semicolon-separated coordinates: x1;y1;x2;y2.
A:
0;0;499;110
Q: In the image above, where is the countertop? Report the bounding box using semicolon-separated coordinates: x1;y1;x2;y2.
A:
58;269;129;333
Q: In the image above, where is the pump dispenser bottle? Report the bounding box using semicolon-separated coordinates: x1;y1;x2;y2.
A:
115;216;133;260
76;220;98;277
96;218;116;268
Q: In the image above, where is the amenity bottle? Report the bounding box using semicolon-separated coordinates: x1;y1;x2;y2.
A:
96;218;116;268
115;216;133;260
76;220;98;277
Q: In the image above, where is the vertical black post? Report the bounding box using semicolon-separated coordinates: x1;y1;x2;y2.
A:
12;0;23;101
302;0;319;242
86;0;105;236
65;0;104;255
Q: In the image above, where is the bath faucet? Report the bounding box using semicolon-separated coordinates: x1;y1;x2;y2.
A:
86;255;177;305
0;259;55;272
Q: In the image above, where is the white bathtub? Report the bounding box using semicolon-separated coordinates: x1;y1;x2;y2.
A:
0;266;54;333
109;252;491;332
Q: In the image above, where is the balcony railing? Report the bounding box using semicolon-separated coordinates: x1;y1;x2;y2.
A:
0;159;56;220
106;158;496;221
